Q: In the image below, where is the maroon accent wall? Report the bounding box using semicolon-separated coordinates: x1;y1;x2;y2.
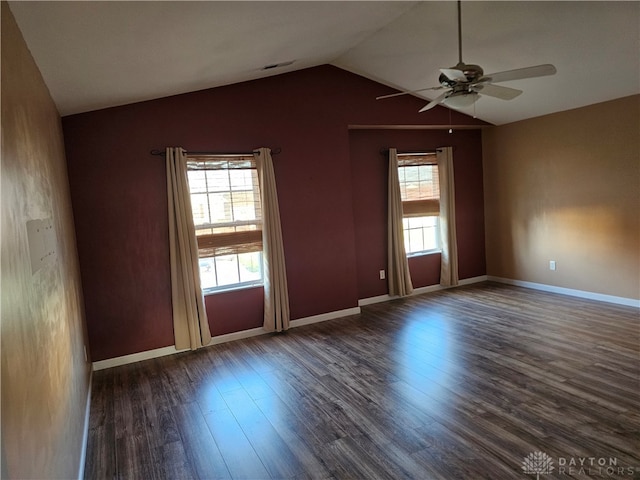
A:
63;65;488;361
205;287;264;336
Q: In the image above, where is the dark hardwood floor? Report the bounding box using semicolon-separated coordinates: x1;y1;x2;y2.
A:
84;282;640;479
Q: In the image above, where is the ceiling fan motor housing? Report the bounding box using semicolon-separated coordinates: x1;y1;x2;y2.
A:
462;64;484;81
440;62;485;87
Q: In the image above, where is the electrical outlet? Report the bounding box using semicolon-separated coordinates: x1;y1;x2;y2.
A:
379;270;386;280
549;260;556;271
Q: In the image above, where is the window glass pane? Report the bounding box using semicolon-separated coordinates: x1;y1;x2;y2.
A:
229;169;252;191
188;170;207;194
199;258;218;290
423;224;438;251
209;192;232;223
231;191;257;221
238;252;262;283
403;166;421;201
412;216;435;228
398;166;406;184
207;170;230;192
404;166;420;182
398;164;439;202
191;193;210;226
403;215;439;254
420;170;436;197
407;227;424;253
215;255;240;286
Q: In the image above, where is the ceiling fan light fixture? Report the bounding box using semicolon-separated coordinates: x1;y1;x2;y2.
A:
443;91;478;109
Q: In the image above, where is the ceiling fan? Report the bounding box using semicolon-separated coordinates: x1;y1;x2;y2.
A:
377;1;557;112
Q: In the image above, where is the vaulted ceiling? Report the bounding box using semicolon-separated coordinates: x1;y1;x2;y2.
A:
9;1;640;125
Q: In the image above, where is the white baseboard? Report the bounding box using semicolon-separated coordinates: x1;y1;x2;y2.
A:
92;306;363;370
92;345;190;371
77;372;92;480
290;306;361;328
358;275;488;306
487;276;640;308
208;326;267;345
358;294;392;306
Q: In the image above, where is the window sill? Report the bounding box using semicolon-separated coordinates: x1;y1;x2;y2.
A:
407;249;442;258
202;282;263;296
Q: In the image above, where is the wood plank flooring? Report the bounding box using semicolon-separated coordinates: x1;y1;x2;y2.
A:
84;283;640;479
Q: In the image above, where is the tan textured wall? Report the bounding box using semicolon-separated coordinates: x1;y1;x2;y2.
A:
1;3;92;478
483;95;640;300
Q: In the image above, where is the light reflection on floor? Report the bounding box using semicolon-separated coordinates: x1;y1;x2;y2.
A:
393;311;457;415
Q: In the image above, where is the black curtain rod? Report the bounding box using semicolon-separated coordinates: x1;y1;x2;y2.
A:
150;147;281;157
379;148;439;156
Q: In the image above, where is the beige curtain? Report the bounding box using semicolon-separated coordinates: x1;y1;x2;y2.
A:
253;148;290;332
437;147;459;286
387;148;414;296
166;147;212;349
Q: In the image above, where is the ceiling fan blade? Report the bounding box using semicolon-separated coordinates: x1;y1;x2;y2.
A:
482;64;557;84
472;83;522;100
419;91;449;112
440;68;467;82
376;86;442;100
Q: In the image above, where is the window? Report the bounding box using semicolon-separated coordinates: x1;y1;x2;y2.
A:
187;155;263;292
397;153;440;255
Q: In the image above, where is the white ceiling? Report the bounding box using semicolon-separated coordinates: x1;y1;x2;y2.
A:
9;1;640;125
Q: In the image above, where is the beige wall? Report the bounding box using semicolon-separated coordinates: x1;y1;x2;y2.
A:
1;3;92;478
483;95;640;300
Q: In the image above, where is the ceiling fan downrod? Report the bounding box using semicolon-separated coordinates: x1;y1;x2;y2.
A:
457;0;463;65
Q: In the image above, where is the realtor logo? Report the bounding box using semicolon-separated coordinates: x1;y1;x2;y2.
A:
522;451;555;479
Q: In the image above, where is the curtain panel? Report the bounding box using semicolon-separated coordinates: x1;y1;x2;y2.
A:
387;148;414;296
166;147;212;350
437;147;459;286
253;148;290;332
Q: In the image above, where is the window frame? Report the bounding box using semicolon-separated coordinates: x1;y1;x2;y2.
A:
403;216;441;257
197;253;264;294
397;153;442;257
186;154;264;294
